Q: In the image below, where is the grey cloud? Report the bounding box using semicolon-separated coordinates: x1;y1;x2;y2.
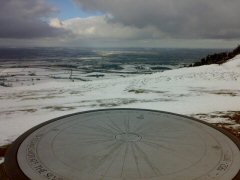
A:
74;0;240;39
0;0;65;39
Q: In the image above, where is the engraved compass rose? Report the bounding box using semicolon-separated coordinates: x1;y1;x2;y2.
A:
3;109;240;180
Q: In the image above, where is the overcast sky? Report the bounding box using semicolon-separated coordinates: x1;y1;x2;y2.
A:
0;0;240;48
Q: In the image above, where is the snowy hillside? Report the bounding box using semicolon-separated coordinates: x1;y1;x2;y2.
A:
0;55;240;146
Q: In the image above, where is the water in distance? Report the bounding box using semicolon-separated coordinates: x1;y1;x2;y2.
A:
0;47;228;86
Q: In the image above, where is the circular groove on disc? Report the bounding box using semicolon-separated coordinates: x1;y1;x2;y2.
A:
4;109;240;180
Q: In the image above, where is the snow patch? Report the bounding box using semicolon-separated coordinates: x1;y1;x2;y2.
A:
0;56;240;145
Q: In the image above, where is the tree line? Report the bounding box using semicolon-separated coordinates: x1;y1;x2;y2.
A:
190;45;240;67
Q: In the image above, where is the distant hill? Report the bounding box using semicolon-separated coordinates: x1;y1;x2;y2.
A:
190;45;240;67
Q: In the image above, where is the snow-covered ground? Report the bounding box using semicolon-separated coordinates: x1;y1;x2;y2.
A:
0;55;240;146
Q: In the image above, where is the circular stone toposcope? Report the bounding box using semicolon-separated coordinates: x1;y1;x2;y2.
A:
4;108;240;180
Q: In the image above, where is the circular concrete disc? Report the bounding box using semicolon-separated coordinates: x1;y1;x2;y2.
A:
5;109;240;180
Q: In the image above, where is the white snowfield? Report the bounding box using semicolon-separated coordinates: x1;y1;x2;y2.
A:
0;55;240;146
